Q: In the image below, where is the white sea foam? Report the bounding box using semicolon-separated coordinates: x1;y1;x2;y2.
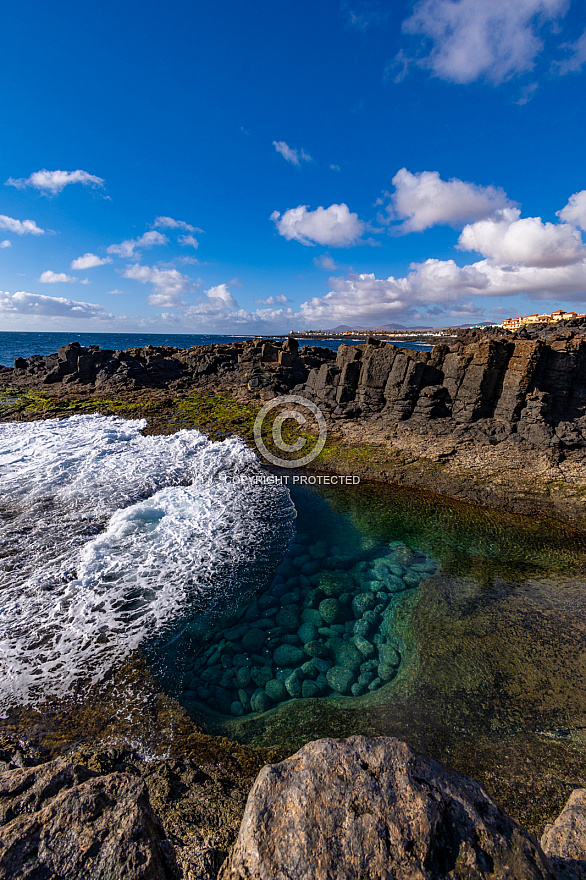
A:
0;415;294;711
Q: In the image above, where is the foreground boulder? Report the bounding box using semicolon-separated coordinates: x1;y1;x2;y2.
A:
541;789;586;880
220;736;554;880
0;759;176;879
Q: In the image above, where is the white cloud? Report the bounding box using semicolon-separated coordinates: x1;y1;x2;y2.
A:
0;240;11;249
457;207;584;267
254;294;289;305
389;168;511;232
107;289;126;295
330;164;341;172
39;271;79;284
293;257;586;325
183;283;248;321
399;0;569;84
231;242;586;329
344;2;389;31
272;141;312;166
203;283;238;309
153;216;201;233
5;169;105;195
70;252;112;270
123;263;195;307
556;29;586;75
313;253;339;270
515;81;539;104
0;215;44;235
558;190;586;231
271;203;365;247
107;230;168;259
178;233;199;248
0;290;109;319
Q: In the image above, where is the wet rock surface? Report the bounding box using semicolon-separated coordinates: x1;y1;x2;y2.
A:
178;536;436;718
220;735;557;880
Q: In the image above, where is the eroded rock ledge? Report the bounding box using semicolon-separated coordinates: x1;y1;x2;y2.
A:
1;736;584;880
305;326;586;454
3;324;586;456
3;326;586;526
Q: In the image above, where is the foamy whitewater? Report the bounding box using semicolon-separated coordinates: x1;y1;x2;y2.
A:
0;415;294;711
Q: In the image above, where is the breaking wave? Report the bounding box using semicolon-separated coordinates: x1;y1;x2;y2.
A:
0;415;294;711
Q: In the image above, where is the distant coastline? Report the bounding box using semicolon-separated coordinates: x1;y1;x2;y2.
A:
281;329;453;346
0;330;432;368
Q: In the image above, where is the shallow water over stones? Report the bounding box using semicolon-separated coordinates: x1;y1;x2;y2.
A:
4;477;586;836
177;537;436;716
148;480;586;739
153;487;438;718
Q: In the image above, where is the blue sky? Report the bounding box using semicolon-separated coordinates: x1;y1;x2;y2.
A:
1;0;585;332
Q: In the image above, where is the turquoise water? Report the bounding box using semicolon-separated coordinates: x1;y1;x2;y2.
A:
156;487;438;718
2;434;586;829
150;481;586;754
149;481;586;834
0;331;431;367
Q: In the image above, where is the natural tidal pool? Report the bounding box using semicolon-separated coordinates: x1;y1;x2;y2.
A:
149;481;586;748
146;479;586;829
152;487;438;718
1;414;586;832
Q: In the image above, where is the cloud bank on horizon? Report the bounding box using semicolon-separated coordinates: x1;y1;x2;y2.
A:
2;162;586;331
1;0;585;332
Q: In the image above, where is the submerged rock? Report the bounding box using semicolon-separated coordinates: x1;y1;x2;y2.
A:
318;597;344;624
265;678;287;702
273;644;304;667
325;666;355;694
219;736;555;880
181;539;430;717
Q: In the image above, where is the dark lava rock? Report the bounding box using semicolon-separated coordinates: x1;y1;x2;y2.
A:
325;666;355;694
318;597;344;625
0;759;176;880
273;644;304;667
219;736;555;880
240;628;266;653
265;678;288;702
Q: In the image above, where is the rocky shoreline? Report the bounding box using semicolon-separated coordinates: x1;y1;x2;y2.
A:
2;327;586;877
0;735;584;879
2;322;586;526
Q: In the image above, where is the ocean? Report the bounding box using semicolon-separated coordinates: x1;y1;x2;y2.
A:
0;414;294;711
0;331;431;368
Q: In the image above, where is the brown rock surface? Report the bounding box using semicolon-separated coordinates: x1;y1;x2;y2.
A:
219;735;554;880
0;759;176;879
541;789;586;880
